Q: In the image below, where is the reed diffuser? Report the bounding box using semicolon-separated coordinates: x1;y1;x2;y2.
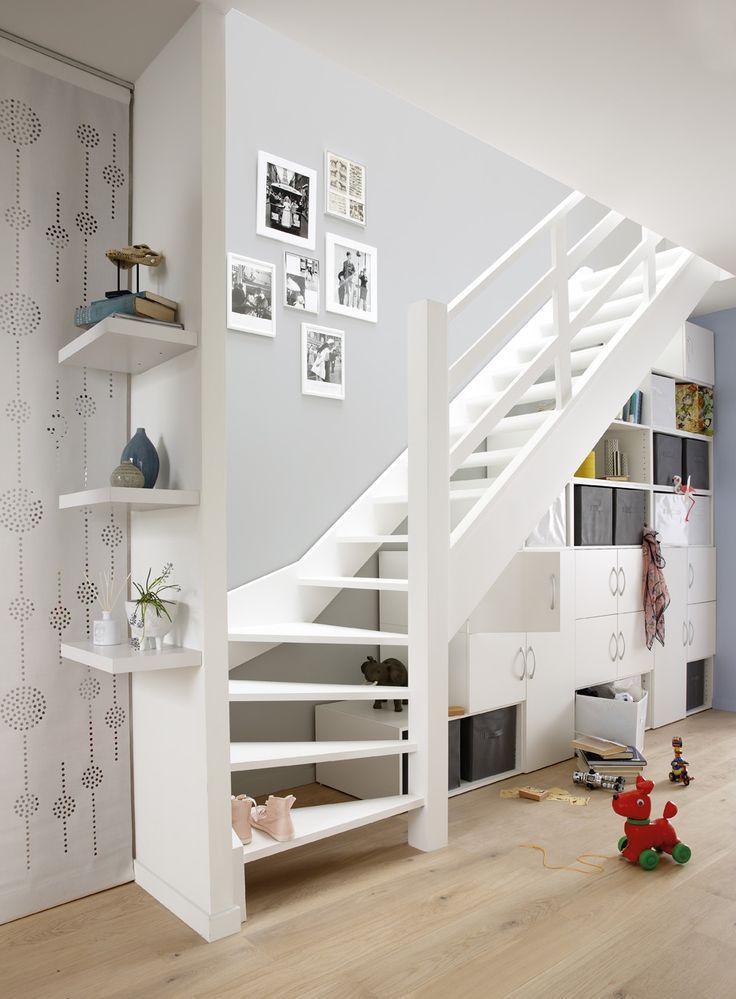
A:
92;571;130;646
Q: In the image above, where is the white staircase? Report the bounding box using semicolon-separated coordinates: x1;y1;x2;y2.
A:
226;193;719;891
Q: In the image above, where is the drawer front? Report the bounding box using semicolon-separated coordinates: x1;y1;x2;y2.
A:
687;601;716;660
687;547;716;605
467;634;527;714
574;615;619;688
575;549;619;619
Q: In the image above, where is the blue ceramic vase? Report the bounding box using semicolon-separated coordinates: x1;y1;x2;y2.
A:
121;428;159;488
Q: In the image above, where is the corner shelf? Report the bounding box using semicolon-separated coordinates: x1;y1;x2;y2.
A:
59;486;200;511
61;640;202;674
59;315;197;374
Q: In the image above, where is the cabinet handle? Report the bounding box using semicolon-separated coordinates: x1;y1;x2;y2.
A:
609;632;618;662
682;620;688;647
689;621;695;646
618;567;626;596
618;631;626;661
609;567;618;596
527;645;537;679
688;563;695;589
550;574;556;611
517;646;527;681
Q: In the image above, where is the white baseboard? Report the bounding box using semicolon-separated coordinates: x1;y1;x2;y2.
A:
134;860;242;942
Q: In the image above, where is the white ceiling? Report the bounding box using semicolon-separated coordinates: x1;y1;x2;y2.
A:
236;0;736;276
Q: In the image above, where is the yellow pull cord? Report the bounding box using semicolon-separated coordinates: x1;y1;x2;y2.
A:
519;843;619;876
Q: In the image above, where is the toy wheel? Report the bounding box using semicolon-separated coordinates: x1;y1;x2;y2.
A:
639;849;659;870
683;775;690;787
653;847;663;853
617;836;628;853
672;842;691;865
668;772;675;782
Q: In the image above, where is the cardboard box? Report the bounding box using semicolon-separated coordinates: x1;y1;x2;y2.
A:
575;690;648;753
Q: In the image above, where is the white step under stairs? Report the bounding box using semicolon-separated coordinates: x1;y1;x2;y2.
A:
226;193;719;884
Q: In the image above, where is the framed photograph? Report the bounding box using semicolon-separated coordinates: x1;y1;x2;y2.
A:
325;234;377;323
325;151;366;226
257;151;316;249
284;252;320;313
227;253;275;337
302;323;345;400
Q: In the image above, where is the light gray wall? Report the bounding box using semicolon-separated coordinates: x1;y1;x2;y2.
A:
691;308;734;711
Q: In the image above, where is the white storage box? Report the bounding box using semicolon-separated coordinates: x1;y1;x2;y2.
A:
650;374;676;429
526;492;566;548
575;690;648;753
654;492;711;546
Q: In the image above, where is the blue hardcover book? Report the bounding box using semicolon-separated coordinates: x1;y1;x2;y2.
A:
74;292;144;328
621;399;630;422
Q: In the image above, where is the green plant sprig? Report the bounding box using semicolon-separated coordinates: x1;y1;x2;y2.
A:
131;563;181;625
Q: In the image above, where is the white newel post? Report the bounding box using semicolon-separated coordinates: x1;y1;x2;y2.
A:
407;300;449;851
552;217;572;409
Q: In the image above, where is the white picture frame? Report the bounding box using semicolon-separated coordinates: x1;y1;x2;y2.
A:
301;323;345;400
325;150;366;226
325;233;377;324
227;252;275;337
284;251;320;314
257;150;317;249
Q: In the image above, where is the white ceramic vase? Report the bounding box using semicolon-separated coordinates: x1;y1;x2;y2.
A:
125;600;178;652
92;610;122;646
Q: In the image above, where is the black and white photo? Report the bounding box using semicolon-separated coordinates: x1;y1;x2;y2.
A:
284;252;320;313
325;151;366;227
302;323;345;400
325;233;377;323
257;151;316;249
227;252;275;337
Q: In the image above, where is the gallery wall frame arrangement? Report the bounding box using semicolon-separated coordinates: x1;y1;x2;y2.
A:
301;323;345;400
256;150;317;250
325;233;377;323
227;252;275;337
325;151;366;226
284;251;320;314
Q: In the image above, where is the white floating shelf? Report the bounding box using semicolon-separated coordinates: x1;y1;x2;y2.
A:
59;486;200;511
59;315;197;374
229;680;410;702
299;576;409;592
239;795;424;864
230;739;416;771
61;640;201;675
227;622;409;645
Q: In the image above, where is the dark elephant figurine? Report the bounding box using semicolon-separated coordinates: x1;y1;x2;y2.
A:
361;655;408;711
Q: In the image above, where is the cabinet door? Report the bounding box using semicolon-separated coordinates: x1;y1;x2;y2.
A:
525;631;574;772
574;549;618;619
687;601;716;660
617;549;643;615
467;633;527;714
574;615;619;687
687;547;716;605
655;326;685;379
616;611;655;680
651;547;688;727
684;322;714;386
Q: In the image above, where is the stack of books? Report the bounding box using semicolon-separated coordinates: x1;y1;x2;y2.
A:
619;390;643;424
74;291;179;329
573;736;647;785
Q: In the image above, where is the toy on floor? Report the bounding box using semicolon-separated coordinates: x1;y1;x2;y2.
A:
612;774;691;869
669;736;692;786
573;769;625;793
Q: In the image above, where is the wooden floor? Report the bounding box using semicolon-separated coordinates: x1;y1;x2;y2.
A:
3;710;736;999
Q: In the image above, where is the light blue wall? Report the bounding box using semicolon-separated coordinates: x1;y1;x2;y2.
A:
691;308;735;710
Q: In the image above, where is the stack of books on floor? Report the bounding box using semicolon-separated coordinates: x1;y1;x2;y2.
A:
572;735;646;784
74;291;181;329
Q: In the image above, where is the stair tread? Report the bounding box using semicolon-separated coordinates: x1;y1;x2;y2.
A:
374;486;489;504
239;795;424;864
229;680;409;701
338;534;408;544
228;622;410;644
460;447;520;469
300;576;409;591
230;739;416;771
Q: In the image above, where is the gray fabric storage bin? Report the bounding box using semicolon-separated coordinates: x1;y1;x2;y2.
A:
686;660;706;712
654;432;683;487
448;718;461;790
574;484;613;546
613;488;647;546
460;706;516;782
683;438;709;490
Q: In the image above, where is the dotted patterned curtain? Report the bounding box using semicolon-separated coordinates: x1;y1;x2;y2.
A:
0;52;132;923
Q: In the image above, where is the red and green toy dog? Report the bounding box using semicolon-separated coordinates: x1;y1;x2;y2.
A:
612;774;692;870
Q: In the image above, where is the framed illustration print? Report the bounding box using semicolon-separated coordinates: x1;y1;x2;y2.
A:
325;151;366;226
302;323;345;400
227;253;275;337
257;151;317;249
325;233;377;323
284;251;320;313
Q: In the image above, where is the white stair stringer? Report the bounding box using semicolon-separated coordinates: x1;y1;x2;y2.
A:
447;250;719;635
